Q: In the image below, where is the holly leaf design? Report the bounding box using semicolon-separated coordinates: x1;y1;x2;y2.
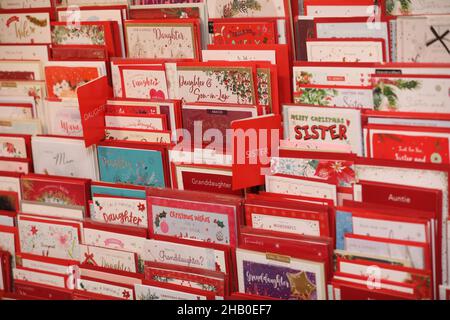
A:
216;220;225;228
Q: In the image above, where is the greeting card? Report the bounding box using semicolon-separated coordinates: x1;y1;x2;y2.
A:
303;0;378;17
0;12;51;44
0;81;46;123
0;225;17;267
236;248;326;300
124;19;200;60
119;65;169;100
17;214;82;261
0;102;33;120
97;144;168;187
206;0;286;18
294;85;374;109
0;0;52;9
181;103;257;149
396;15;450;63
134;282;209;300
44;61;105;99
0;158;30;174
211;19;278;46
105;114;167;131
0;60;43;81
20;200;85;221
147;193;237;246
57;6;127;57
13;267;69;289
21;174;90;208
265;175;338;204
175;63;256;104
306;39;385;63
0;135;29;159
372;74;450;114
365;126;450;164
143;238;229;273
31;136;98;180
293;62;375;89
0;44;49;61
76;277;134;300
386;0;450;16
282;104;363;155
79;244;138;273
45;100;83;137
91;195;148;229
105;128;171;144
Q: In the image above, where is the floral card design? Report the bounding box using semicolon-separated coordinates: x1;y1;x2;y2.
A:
51;24;106;46
125;21;199;59
306;40;385;63
79;244;137;273
212;21;277;45
370;132;450;164
45;66;100;99
0;136;27;158
97;145;166;187
176;66;256;104
149;197;235;246
386;0;450;16
0;13;51;44
0;81;45;122
120;66;169;100
207;0;285;18
282;105;363;155
91;195;148;229
271;157;356;187
17;216;81;260
294;86;374;109
396;15;450;63
372;75;450;113
256;68;272;107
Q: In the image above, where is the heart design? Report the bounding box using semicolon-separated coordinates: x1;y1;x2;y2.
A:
149;89;165;100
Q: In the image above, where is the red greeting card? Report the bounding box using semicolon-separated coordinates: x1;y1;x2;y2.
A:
20;173;91;210
210;18;278;46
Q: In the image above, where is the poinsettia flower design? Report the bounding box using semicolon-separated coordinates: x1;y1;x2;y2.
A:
4;142;16;154
122;290;130;299
314;161;355;184
30;225;38;235
137;203;146;212
57;234;69;246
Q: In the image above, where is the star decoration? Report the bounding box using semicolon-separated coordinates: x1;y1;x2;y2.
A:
287;271;316;300
122;290;130;299
137;203;146;212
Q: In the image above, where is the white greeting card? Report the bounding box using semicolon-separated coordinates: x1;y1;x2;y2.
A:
91;195;148;229
135;283;206;300
175;65;256;104
105;128;171;144
143;239;228;273
0;44;49;61
282;105;363;155
125;21;199;60
76;278;133;300
31;136;98;180
372;75;450;113
397;15;450;63
13;267;67;289
45;99;83;137
0;12;51;44
265;175;338;205
79;244;137;273
0;136;27;158
206;0;285;18
105;115;166;131
120;66;169;100
306;40;385;63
